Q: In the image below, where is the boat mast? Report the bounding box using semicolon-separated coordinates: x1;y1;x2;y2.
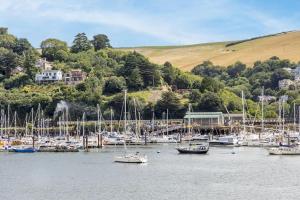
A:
76;118;79;138
152;109;155;135
0;109;3;137
124;90;127;151
138;111;141;138
82;112;85;137
293;102;296;133
282;100;285;134
14;111;17;138
278;101;281;132
167;108;169;136
188;103;191;135
133;98;138;138
261;87;264;138
25;113;28;137
110;108;113;133
97;104;101;134
242;91;246;134
59;116;62;137
7;104;10;136
37;103;40;137
298;106;300;134
31;108;34;136
66;107;69;139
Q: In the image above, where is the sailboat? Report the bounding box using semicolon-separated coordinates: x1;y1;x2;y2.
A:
176;104;209;154
267;99;300;155
114;90;148;163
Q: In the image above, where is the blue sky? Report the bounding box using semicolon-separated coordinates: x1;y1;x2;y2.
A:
0;0;299;47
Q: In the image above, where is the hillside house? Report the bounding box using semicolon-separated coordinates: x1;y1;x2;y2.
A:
293;66;300;78
258;95;276;102
278;79;294;89
11;66;24;75
35;70;63;83
64;69;86;85
283;67;292;74
36;58;52;70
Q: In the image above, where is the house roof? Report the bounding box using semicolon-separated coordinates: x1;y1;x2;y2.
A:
42;70;62;73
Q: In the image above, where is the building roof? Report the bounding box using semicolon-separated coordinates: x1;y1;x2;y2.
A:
184;112;223;119
42;70;62;72
223;113;244;117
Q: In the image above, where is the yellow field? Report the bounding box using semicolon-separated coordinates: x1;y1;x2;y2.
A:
121;31;300;71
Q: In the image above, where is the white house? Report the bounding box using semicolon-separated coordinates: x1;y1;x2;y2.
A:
292;66;300;78
278;79;294;89
35;70;63;83
258;95;276;102
283;67;292;74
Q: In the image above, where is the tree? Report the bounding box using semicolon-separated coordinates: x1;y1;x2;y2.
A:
127;67;144;90
192;79;202;89
192;61;223;77
200;77;223;93
161;61;179;85
0;27;8;35
13;38;33;55
0;33;17;49
155;91;184;118
23;49;39;79
189;89;202;103
121;51;161;88
175;72;193;89
40;38;68;61
92;34;111;51
227;100;242;112
71;33;92;53
0;47;20;79
197;91;223;112
227;61;246;78
103;76;126;94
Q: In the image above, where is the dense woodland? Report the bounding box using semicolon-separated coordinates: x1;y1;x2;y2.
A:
0;27;299;121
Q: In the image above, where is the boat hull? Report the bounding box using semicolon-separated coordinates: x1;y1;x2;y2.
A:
268;148;300;155
114;155;147;163
209;141;234;146
176;148;208;154
11;147;37;153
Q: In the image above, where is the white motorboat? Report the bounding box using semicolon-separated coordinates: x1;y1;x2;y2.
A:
114;153;148;163
152;135;178;143
268;146;300;155
209;136;238;146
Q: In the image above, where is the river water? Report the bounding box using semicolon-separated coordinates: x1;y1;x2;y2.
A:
0;144;300;200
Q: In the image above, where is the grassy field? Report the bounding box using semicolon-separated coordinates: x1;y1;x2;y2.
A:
121;31;300;71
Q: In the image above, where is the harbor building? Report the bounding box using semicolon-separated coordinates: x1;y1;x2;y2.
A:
184;112;224;127
184;112;244;128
